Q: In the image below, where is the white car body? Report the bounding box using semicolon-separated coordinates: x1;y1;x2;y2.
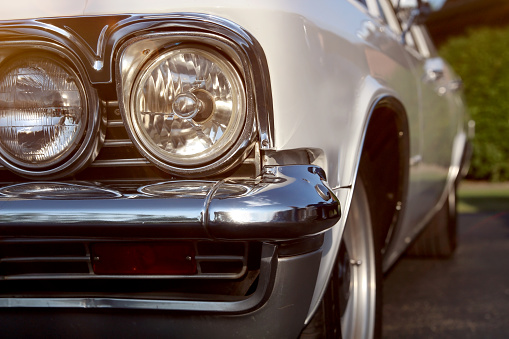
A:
0;0;469;338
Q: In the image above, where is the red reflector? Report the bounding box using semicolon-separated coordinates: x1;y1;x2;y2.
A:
90;242;196;275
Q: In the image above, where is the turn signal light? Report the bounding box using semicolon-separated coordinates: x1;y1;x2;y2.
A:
91;242;196;275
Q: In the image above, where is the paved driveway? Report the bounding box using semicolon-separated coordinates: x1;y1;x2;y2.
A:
383;212;509;338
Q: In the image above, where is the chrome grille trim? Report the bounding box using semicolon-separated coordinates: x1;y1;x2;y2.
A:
0;240;249;280
0;103;259;175
103;139;133;147
194;255;244;261
96;111;152;168
107;120;124;128
89;158;151;167
0;257;90;263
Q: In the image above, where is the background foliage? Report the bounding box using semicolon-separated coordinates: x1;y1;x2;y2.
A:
439;26;509;181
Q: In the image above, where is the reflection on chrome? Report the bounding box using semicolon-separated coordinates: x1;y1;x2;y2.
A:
138;181;216;197
0;166;340;240
206;165;341;239
214;183;251;198
0;182;122;200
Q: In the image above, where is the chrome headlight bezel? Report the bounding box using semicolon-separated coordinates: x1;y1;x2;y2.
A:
116;32;256;177
0;42;103;179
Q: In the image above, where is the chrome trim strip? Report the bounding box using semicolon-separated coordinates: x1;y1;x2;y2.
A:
103;139;133;147
0;257;90;263
1;273;244;280
106;120;124;128
89;158;151;167
0;165;340;240
194;255;244;261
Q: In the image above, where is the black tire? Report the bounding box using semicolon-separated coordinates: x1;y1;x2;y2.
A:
407;185;457;258
301;176;382;339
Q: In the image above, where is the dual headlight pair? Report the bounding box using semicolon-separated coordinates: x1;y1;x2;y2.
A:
0;32;254;179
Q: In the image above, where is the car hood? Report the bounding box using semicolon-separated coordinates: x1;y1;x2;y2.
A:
0;0;87;21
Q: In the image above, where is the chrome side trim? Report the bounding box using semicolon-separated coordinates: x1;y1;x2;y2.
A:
0;165;340;240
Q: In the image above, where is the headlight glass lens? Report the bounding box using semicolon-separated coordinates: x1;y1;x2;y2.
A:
0;55;86;168
131;47;246;166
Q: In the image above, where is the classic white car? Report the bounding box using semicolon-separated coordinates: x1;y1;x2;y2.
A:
0;0;471;338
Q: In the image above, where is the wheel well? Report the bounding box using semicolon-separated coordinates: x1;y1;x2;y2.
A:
359;98;409;254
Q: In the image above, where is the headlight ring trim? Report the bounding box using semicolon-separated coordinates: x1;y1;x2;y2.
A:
117;32;257;177
0;42;104;179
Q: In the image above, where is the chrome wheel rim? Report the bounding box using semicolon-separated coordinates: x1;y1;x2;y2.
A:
340;179;376;339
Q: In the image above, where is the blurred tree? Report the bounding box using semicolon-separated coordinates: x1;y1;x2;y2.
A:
440;27;509;181
427;0;509;46
426;0;509;181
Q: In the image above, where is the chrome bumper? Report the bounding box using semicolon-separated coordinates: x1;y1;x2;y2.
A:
0;165;340;240
0;165;339;336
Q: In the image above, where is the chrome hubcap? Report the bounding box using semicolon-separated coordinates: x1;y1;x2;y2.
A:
340;180;376;339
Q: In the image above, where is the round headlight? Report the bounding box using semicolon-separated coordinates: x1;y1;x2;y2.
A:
0;54;87;170
128;46;246;169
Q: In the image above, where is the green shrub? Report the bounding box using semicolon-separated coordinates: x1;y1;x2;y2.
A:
439;26;509;181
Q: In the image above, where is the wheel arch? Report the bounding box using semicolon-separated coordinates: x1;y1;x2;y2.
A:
304;95;411;326
356;96;410;258
302;95;410;336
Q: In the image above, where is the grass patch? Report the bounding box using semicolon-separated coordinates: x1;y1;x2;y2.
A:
458;181;509;213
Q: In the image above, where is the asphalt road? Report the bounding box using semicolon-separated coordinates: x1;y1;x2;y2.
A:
382;212;509;338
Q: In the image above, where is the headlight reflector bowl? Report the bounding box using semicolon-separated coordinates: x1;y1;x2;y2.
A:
129;46;246;169
0;54;87;169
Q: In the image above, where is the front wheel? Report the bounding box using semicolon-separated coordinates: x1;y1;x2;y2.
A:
301;176;382;339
